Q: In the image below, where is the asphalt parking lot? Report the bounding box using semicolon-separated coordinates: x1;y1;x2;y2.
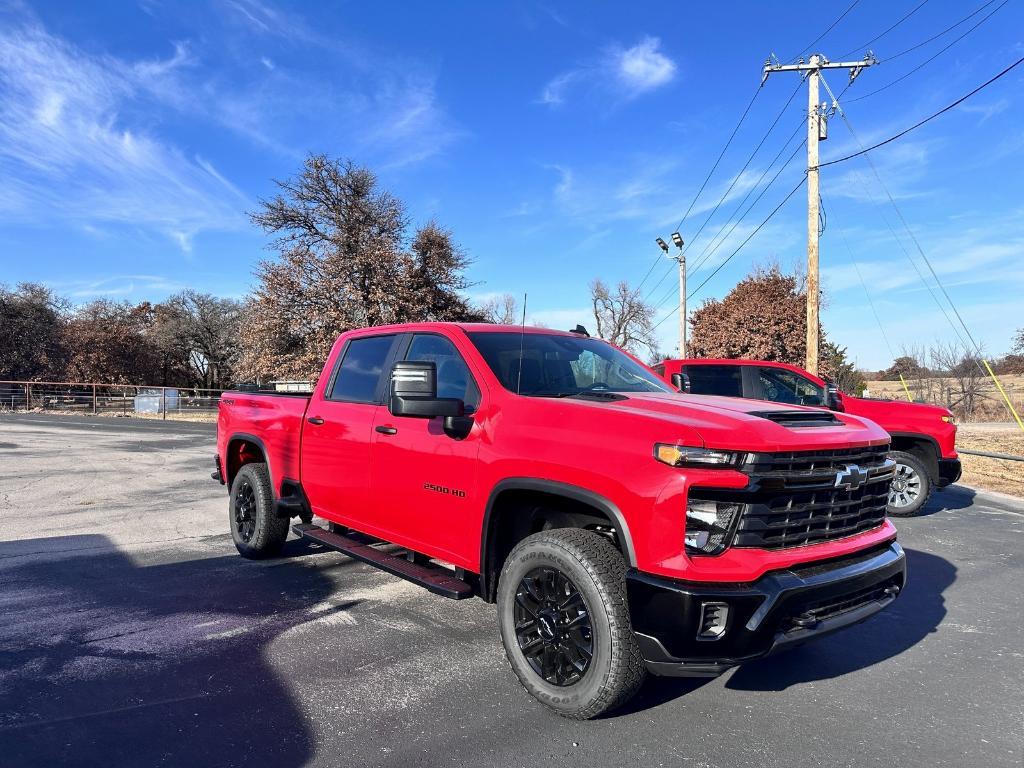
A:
1;413;1022;768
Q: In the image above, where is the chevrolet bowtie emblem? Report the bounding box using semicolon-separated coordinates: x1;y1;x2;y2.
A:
835;463;869;491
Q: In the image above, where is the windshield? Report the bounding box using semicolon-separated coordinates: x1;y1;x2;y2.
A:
467;332;673;397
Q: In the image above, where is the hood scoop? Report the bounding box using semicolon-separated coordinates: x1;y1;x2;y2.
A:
751;409;843;428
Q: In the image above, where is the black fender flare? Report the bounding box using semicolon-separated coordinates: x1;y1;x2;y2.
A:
225;432;273;494
887;431;940;480
478;477;637;601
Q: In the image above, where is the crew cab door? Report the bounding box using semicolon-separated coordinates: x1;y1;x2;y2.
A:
750;366;827;407
681;364;752;398
300;333;400;524
369;333;483;566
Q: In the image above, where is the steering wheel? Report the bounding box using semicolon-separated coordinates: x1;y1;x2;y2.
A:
581;382;612;392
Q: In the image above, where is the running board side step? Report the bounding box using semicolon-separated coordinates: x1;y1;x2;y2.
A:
292;523;474;600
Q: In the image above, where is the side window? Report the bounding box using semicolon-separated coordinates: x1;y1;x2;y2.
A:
328;335;396;403
758;367;825;406
683;365;743;397
405;334;480;411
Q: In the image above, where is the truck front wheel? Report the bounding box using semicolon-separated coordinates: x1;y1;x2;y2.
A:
496;529;645;719
229;462;289;558
886;450;933;517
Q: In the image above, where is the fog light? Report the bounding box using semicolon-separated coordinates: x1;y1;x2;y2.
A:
698;601;729;640
685;499;741;555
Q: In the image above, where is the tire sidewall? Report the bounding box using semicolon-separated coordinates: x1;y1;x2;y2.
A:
887;451;931;517
497;537;616;715
229;463;279;557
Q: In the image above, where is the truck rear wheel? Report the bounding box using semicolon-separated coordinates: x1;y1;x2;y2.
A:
229;462;289;558
886;450;933;517
496;529;645;719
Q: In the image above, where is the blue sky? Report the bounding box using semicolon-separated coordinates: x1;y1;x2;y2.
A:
1;0;1021;369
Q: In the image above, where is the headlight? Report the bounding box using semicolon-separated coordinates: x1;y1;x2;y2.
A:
685;499;742;555
941;414;955;424
655;443;740;468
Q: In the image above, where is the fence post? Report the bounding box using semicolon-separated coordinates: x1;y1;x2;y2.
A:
24;383;30;411
162;388;167;421
92;384;98;415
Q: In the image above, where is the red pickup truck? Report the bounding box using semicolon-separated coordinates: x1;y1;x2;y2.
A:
655;358;960;517
214;323;906;718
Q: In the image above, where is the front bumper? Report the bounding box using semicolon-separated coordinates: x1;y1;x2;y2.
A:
937;457;961;488
627;541;906;677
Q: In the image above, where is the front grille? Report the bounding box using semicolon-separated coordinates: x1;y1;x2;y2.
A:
724;444;894;550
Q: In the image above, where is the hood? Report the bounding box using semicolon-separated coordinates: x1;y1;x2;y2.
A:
564;392;891;453
846;394;952;419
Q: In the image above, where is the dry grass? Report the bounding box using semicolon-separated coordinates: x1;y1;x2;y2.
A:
864;375;1024;423
956;424;1024;497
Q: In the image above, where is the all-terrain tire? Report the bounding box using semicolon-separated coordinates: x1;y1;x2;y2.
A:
886;450;933;517
229;462;289;558
496;528;646;719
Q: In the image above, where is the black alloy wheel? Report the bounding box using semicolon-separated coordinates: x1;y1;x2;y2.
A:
233;480;257;543
513;567;593;686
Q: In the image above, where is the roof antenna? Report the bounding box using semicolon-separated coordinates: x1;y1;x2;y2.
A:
516;293;527;395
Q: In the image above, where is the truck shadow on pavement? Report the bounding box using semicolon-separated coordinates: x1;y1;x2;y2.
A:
0;534;347;768
724;548;954;692
918;485;976;515
613;548;955;713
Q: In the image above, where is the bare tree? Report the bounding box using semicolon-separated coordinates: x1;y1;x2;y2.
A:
589;279;657;356
0;283;68;381
239;155;480;382
480;293;520;324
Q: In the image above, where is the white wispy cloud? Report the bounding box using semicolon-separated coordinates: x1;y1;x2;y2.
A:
0;25;245;251
539;36;677;107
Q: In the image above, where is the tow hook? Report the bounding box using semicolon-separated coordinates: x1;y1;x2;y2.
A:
791;614;818;629
883;585;901;597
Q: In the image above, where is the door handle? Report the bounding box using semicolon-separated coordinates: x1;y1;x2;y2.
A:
375;425;398;435
307;416;325;425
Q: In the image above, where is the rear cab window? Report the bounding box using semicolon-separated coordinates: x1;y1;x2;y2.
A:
328;335;397;403
681;365;743;397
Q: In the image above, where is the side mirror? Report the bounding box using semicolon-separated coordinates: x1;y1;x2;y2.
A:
389;361;464;418
671;372;691;393
826;383;844;411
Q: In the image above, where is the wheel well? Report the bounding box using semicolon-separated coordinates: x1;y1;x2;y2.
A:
226;438;266;489
890;435;939;481
480;489;626;603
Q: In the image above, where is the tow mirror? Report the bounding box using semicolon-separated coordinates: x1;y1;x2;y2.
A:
671;372;691;393
389;361;464;418
825;383;844;411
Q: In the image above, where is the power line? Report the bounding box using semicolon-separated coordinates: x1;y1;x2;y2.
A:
788;0;861;62
825;81;985;358
885;0;998;62
686;122;806;280
816;55;1024;169
642;82;803;303
845;0;1008;103
680;81;803;260
651;176;806;329
838;0;931;59
636;83;765;293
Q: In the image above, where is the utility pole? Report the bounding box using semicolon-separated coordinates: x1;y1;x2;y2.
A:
657;233;687;357
762;52;876;374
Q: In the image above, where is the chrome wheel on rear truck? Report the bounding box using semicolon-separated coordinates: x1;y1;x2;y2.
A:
886;450;933;517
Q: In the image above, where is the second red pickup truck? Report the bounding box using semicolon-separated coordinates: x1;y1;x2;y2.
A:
214;323;906;718
654;358;961;517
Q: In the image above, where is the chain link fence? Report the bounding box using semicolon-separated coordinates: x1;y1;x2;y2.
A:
0;380;224;421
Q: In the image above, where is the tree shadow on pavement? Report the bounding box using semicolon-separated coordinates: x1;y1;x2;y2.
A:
0;535;348;768
724;548;954;692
